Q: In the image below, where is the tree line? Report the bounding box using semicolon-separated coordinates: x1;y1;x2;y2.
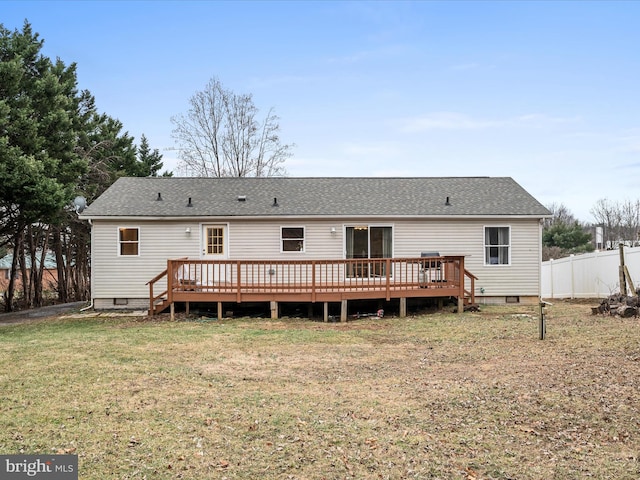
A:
0;22;169;311
1;22;293;312
543;199;640;261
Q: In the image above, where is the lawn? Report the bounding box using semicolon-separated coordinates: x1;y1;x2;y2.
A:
0;301;639;479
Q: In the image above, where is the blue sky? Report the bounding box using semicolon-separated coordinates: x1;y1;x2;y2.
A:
3;1;639;222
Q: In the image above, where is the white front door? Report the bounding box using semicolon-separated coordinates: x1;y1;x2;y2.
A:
201;224;229;285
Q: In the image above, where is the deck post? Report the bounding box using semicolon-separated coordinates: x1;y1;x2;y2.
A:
311;261;316;303
270;301;278;319
323;302;329;322
217;302;223;320
148;282;154;316
185;301;189;316
458;256;465;313
385;258;391;300
341;299;347;322
399;297;407;317
236;261;242;303
167;260;174;307
170;302;175;321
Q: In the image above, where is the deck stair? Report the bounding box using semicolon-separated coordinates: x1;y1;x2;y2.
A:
150;297;171;316
147;268;171;315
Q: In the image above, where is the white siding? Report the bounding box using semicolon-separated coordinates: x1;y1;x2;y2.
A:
91;217;542;302
392;218;541;297
91;221;201;299
228;220;343;259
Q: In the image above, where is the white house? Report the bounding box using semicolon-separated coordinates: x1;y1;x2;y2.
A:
80;176;550;318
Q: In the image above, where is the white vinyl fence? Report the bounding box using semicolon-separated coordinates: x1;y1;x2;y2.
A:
541;246;640;299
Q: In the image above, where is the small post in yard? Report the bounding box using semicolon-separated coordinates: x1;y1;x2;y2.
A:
539;301;552;340
619;243;627;295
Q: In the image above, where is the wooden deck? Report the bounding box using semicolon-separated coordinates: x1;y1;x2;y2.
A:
147;256;477;320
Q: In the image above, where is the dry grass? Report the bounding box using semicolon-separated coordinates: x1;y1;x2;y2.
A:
1;301;639;479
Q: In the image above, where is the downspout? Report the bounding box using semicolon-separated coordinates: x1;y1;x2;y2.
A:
80;299;94;312
80;217;94;312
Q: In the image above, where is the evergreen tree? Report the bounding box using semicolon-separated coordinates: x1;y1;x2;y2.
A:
543;221;594;259
137;134;169;177
0;21;172;310
0;21;87;310
76;96;137;200
0;21;86;237
56;91;139;304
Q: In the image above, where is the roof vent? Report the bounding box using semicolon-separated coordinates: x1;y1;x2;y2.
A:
187;197;193;207
156;192;162;201
237;195;246;202
445;196;451;206
272;197;279;207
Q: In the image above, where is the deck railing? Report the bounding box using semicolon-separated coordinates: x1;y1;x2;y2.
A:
148;256;475;315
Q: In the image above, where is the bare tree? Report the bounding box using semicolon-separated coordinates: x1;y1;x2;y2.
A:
619;199;640;246
171;77;294;177
544;202;576;228
591;198;622;248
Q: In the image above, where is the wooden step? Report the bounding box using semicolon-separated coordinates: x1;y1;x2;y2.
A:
149;298;171;316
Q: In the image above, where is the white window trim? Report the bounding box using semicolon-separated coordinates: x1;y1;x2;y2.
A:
343;224;395;280
343;224;395;259
118;226;140;257
280;226;306;253
483;225;511;266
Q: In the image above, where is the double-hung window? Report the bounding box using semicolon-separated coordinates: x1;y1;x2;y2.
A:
484;226;510;265
281;227;305;252
119;227;140;256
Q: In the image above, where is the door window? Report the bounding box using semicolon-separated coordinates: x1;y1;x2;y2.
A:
205;226;224;255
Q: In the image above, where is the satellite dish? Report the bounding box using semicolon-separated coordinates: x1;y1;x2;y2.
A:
73;196;87;213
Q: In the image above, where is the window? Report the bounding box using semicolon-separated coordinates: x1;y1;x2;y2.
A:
281;227;305;252
484;226;510;265
346;225;393;277
205;227;224;255
119;227;139;256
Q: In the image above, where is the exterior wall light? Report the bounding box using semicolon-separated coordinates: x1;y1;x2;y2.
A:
185;227;191;235
330;227;337;234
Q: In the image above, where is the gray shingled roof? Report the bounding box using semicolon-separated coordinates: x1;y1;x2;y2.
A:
80;177;551;218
